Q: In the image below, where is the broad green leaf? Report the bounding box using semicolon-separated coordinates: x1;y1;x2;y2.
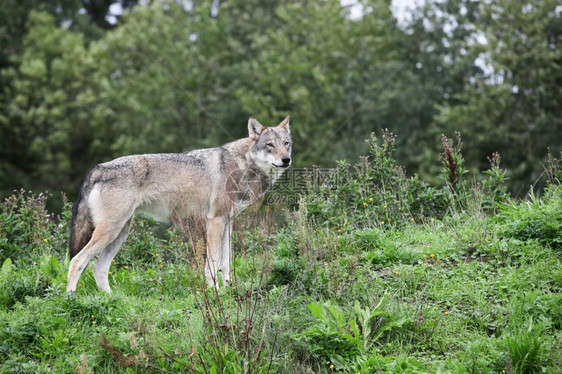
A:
1;257;12;273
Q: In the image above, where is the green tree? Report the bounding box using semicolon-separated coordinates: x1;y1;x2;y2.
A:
0;0;85;71
3;0;559;200
233;0;404;166
387;0;482;182
0;1;138;198
0;11;109;196
435;0;562;191
86;0;245;158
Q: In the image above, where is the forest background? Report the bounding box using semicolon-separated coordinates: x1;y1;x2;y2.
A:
0;0;561;207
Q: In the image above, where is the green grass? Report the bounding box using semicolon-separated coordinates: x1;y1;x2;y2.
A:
2;198;561;373
1;139;562;373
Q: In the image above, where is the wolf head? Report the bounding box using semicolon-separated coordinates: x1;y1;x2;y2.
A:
248;116;292;177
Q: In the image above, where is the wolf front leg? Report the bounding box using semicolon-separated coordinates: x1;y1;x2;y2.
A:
218;218;233;285
205;216;230;288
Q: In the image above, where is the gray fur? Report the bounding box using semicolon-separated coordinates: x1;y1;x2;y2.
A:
67;116;292;292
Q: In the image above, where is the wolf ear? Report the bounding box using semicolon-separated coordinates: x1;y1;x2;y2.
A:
278;115;290;133
248;117;265;139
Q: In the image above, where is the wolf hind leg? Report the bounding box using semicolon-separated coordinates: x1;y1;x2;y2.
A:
67;222;128;292
93;218;133;293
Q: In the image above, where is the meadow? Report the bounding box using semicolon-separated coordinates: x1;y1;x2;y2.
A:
1;132;561;373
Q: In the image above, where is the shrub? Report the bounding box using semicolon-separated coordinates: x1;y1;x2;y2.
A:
497;185;562;250
304;130;450;231
0;255;65;310
299;299;414;371
0;190;70;265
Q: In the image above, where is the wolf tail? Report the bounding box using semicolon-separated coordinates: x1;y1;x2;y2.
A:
69;169;96;260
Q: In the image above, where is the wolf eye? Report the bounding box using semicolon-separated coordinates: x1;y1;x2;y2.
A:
284;141;290;146
266;143;274;148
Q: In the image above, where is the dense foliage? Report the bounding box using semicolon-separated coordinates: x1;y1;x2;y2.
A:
1;132;561;373
1;0;561;202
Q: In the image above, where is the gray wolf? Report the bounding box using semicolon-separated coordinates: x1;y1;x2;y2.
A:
66;116;292;292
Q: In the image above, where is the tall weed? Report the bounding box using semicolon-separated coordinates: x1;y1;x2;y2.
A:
481;152;510;213
439;132;470;213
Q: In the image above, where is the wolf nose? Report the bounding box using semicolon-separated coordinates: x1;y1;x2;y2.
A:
281;156;291;165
